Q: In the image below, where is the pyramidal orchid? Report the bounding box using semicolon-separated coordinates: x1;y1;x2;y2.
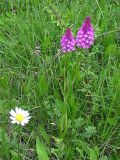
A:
60;28;76;53
76;16;94;49
60;16;94;53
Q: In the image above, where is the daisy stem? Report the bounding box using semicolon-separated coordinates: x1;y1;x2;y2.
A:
18;126;20;159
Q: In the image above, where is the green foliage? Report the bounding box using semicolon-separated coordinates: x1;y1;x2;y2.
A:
100;156;108;160
90;148;98;160
10;150;19;160
36;137;49;160
84;126;97;138
0;127;10;159
0;0;120;159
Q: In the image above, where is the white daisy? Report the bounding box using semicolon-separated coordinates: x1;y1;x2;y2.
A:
10;107;31;126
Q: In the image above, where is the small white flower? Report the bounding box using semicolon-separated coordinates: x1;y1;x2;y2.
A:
10;107;31;126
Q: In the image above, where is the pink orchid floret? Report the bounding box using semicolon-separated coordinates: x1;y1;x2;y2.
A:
76;16;94;49
60;28;76;53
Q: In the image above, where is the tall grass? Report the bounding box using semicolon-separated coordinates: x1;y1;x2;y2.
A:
0;0;120;159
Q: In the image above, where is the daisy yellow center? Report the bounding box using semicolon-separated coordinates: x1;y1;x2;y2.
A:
16;114;24;122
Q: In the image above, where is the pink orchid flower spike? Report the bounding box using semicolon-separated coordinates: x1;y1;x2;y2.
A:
76;16;94;49
60;28;76;53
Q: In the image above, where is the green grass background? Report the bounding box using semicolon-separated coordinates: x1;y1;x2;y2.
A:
0;0;120;159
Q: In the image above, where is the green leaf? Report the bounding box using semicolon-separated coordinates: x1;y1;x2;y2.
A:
39;126;50;145
0;127;10;159
90;149;97;160
107;118;117;125
84;126;97;138
10;150;19;160
23;77;33;97
76;147;84;158
0;77;8;89
36;137;49;160
99;156;108;160
79;140;90;156
105;44;117;56
38;74;49;96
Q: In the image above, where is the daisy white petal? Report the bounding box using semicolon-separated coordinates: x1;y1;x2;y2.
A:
26;116;31;120
21;121;25;126
23;111;29;117
17;121;20;124
18;108;22;112
11;120;17;124
10;110;16;117
15;107;19;114
22;119;29;124
10;116;16;121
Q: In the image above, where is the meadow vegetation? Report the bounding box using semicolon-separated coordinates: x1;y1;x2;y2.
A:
0;0;120;159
